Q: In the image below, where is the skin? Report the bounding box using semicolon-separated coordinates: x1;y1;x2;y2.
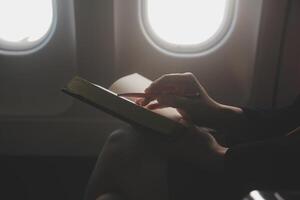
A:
84;72;264;200
139;72;244;131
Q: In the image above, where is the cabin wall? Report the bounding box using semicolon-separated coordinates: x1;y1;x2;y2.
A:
276;0;300;107
249;0;290;108
0;0;76;115
0;0;298;156
0;0;299;199
0;1;116;198
0;0;119;157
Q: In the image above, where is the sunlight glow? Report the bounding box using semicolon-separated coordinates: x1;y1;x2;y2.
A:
250;191;266;200
146;0;228;45
0;0;53;44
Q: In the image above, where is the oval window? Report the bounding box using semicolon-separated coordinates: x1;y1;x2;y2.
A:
0;0;56;53
141;0;235;54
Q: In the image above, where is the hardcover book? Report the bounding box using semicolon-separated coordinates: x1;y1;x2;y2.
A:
62;73;186;136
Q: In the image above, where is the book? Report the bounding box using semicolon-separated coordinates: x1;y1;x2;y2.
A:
62;73;186;136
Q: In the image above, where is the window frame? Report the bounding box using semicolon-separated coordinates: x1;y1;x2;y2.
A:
0;0;58;55
139;0;237;56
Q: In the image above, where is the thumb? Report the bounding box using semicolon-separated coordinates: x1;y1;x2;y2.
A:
157;94;192;109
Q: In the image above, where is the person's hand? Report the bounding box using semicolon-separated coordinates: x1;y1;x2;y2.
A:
165;125;228;171
138;72;223;126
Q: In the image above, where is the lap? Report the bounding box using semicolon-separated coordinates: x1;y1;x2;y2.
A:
101;127;248;200
108;126;215;160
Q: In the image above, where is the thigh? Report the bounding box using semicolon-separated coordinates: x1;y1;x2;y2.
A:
86;127;169;200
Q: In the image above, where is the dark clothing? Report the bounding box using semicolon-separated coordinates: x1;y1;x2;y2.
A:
167;97;300;200
168;161;245;200
225;95;300;190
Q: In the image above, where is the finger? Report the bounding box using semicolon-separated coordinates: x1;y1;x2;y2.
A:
140;96;157;106
143;73;200;106
146;103;167;110
157;94;192;109
145;74;184;94
135;98;144;106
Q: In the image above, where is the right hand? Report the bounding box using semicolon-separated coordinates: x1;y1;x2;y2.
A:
138;72;222;125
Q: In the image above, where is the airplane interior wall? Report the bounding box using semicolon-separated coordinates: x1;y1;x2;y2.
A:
276;0;300;107
114;0;263;107
1;0;117;199
0;0;76;115
0;0;299;199
0;0;118;157
250;0;300;108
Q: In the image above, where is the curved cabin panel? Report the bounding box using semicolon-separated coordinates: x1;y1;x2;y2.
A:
0;0;299;199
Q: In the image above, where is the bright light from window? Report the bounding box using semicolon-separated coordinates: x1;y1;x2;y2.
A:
0;0;53;47
145;0;228;46
250;191;266;200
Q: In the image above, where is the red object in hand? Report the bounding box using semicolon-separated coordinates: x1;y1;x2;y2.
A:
117;92;200;98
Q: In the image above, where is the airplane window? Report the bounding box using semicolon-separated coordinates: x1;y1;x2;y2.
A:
141;0;235;55
0;0;55;53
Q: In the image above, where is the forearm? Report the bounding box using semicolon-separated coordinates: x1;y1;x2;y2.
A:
212;103;245;131
213;95;300;140
193;101;300;146
193;102;246;133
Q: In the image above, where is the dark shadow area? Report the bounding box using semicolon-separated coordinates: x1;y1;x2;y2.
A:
0;156;96;200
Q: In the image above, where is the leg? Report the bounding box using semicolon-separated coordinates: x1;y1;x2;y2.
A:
85;127;247;200
84;127;169;200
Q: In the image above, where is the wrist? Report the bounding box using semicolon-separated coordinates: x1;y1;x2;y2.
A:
207;103;243;130
191;100;225;127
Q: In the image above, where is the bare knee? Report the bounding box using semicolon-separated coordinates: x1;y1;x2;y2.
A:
106;128;136;146
103;128;147;165
85;128;141;200
87;128;168;200
106;128;144;152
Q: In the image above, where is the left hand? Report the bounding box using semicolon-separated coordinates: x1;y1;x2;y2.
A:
164;125;228;172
